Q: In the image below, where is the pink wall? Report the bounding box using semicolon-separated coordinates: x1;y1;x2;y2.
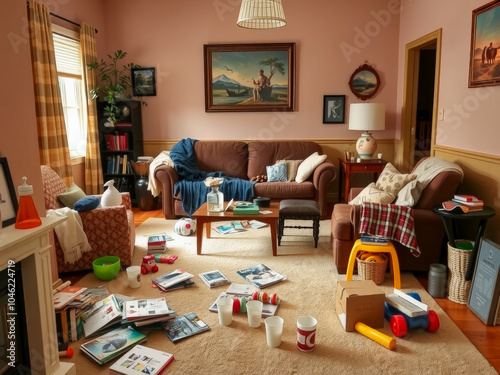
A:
100;0;401;142
397;0;500;156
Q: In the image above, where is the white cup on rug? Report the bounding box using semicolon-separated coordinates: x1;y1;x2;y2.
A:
297;316;318;352
126;266;141;288
246;300;263;328
217;297;233;326
265;316;284;348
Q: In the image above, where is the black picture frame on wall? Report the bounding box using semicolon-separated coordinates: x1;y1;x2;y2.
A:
0;157;18;227
323;95;345;124
131;67;156;96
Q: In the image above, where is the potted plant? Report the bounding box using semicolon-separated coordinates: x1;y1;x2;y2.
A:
87;50;141;124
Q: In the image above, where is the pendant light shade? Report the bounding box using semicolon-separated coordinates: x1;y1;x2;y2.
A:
237;0;287;29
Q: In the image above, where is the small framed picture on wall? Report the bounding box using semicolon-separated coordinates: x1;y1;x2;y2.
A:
0;157;18;227
131;67;156;96
323;95;345;124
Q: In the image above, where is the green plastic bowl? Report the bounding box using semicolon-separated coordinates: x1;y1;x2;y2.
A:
93;256;121;281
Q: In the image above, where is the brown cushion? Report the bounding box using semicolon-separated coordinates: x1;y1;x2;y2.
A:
253;181;314;199
194;141;248;180
375;163;416;196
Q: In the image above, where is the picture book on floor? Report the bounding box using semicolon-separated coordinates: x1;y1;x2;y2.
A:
162;313;210;343
209;292;279;317
236;264;285;288
152;269;194;290
122;298;175;323
82;294;122;338
199;270;230;288
109;345;174;375
80;326;147;365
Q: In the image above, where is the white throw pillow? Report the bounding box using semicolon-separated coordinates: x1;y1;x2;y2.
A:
349;183;396;205
295;152;327;183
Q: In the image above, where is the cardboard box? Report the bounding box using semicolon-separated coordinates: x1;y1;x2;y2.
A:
336;280;385;332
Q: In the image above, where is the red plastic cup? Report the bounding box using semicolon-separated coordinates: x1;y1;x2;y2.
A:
297;316;317;352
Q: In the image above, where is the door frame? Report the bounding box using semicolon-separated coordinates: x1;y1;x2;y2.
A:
397;29;442;173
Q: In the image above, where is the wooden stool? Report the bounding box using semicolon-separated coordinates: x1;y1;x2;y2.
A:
345;239;401;289
278;199;320;248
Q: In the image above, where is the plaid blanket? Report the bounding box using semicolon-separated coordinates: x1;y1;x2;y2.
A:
359;203;420;257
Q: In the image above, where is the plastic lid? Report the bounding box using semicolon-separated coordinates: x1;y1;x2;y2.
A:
18;177;33;196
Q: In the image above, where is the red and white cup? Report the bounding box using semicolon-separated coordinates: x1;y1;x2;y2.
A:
297;316;317;352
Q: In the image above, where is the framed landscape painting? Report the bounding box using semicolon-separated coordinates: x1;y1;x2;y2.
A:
469;0;500;87
131;67;156;96
204;43;295;112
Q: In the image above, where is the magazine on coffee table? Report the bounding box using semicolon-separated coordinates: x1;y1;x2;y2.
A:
236;264;285;288
209;292;279;317
109;345;174;375
162;313;210;343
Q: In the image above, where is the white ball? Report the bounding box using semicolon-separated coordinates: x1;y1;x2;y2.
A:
174;218;196;236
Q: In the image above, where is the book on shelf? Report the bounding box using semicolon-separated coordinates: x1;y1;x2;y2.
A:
199;270;230;288
453;194;481;203
236;264;285;289
154;278;196;292
122;298;175;323
80;326;146;365
209;292;279;317
82;294;122;338
114;122;132;127
53;286;88;311
442;200;483;213
108;345;174;375
152;269;194;290
360;234;389;246
162;313;210;343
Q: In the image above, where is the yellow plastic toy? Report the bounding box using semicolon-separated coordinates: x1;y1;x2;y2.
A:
355;322;396;350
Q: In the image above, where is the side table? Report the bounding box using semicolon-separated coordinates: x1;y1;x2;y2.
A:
338;158;387;202
432;206;496;281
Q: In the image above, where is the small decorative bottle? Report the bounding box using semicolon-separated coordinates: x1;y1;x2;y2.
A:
207;186;224;212
15;177;42;229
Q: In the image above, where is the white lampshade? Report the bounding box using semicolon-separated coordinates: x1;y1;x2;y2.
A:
237;0;287;29
348;103;385;160
348;103;385;131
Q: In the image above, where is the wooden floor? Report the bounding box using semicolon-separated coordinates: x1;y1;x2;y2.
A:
133;207;500;373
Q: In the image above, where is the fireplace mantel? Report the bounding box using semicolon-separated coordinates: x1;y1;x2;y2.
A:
0;217;75;375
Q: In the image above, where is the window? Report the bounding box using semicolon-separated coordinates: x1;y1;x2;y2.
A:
52;25;87;158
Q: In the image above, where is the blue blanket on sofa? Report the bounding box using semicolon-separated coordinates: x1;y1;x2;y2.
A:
171;138;254;216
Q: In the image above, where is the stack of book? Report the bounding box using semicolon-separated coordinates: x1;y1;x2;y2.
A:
122;298;176;327
80;326;146;365
147;234;172;254
152;268;196;292
360;234;389;246
452;195;484;211
199;270;230;288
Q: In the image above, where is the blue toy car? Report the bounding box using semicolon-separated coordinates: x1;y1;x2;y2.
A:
384;292;440;338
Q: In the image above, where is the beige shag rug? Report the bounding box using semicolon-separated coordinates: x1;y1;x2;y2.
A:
62;218;496;375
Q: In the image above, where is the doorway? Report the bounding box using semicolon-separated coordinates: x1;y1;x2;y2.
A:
397;29;441;172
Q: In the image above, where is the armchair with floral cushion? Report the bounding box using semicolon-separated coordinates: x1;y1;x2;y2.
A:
331;157;463;274
40;165;135;274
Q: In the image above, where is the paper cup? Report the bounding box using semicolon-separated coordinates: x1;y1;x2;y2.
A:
297;316;317;352
246;300;263;328
126;266;141;288
265;316;284;348
217;297;233;326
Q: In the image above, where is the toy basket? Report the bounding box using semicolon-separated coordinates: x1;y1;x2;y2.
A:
447;240;473;304
356;253;388;285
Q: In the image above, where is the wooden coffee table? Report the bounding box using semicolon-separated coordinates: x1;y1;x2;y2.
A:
192;201;280;256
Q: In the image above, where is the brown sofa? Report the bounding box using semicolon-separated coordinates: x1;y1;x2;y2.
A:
154;141;336;220
331;157;462;273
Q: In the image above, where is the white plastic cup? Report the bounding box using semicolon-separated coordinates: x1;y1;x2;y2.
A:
246;300;263;328
217;297;233;326
126;266;141;288
265;316;284;348
297;316;318;352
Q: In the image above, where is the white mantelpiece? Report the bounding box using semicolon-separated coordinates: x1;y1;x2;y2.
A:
0;217;75;375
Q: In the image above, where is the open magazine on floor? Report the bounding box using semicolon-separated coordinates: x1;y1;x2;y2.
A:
236;264;285;288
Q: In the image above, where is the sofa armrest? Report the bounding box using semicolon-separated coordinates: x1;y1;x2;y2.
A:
93;192;132;210
312;160;336;219
154;165;180;219
348;188;364;202
350;204;362;241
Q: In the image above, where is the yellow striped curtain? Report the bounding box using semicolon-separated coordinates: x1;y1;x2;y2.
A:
80;23;103;194
28;0;73;186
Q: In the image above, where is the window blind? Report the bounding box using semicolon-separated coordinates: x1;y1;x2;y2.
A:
53;33;82;76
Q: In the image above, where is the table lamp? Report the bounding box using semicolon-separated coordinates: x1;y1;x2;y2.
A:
348;103;385;160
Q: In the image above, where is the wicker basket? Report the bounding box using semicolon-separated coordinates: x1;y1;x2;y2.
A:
356;253;388;285
447;241;473;304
